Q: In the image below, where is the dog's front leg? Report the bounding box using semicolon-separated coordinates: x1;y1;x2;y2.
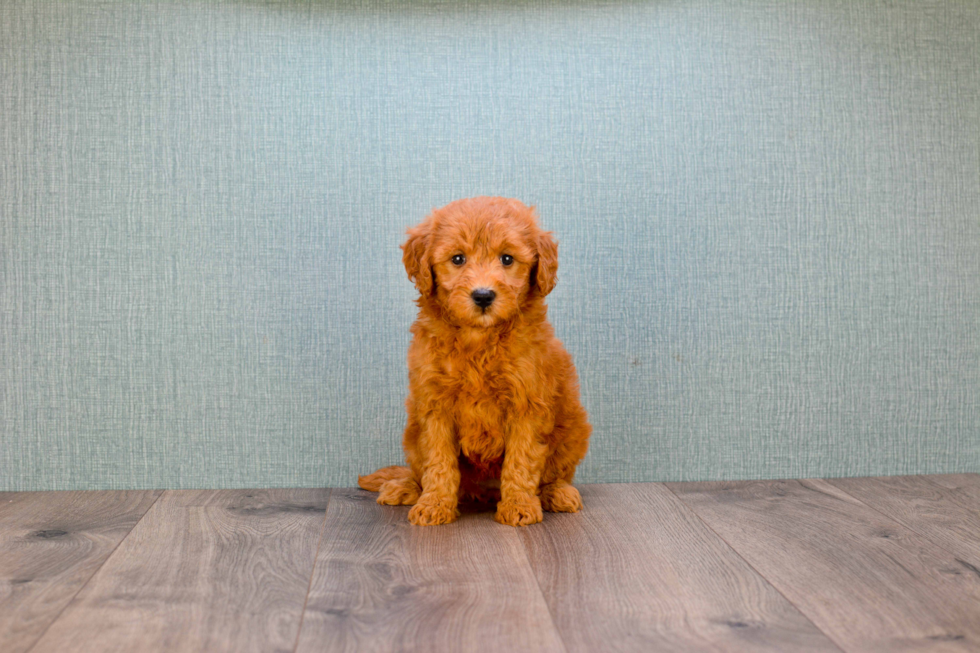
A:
408;413;460;526
496;420;547;526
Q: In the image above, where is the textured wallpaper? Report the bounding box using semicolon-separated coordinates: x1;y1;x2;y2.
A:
1;0;978;491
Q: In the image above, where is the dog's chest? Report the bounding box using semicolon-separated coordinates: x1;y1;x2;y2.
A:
441;356;509;462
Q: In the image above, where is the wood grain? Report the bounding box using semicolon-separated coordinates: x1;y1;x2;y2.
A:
0;490;161;653
828;476;980;569
520;483;841;652
668;478;980;652
296;489;565;653
927;473;980;499
29;489;330;653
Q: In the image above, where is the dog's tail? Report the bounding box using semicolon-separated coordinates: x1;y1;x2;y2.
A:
358;465;413;492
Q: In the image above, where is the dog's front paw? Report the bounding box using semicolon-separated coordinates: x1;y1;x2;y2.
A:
408;496;459;526
495;494;544;526
540;482;582;513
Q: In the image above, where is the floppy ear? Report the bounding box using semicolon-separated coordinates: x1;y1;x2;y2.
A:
533;229;559;296
401;220;434;295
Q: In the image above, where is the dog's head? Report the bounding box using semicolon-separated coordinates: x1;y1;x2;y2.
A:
402;197;558;328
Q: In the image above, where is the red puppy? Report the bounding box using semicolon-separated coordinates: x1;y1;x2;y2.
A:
359;197;591;526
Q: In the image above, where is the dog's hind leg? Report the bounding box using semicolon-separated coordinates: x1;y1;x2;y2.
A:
358;465;421;505
538;416;590;513
358;464;410;491
539;479;582;513
377;475;421;505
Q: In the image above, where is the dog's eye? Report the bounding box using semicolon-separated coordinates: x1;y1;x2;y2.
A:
500;254;514;267
451;254;466;266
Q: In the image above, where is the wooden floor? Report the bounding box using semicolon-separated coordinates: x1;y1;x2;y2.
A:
2;475;979;652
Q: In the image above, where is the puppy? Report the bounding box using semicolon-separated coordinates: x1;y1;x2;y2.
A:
359;197;591;526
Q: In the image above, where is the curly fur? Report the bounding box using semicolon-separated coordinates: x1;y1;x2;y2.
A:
359;197;591;526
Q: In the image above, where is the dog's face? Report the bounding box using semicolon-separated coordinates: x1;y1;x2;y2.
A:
402;197;558;328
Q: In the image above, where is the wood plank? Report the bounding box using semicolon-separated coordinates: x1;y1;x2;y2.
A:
519;483;841;652
0;490;161;653
828;476;980;570
30;489;330;653
296;489;565;653
668;479;980;652
927;473;980;499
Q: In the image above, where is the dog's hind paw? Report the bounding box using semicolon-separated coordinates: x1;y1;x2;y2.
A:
495;494;544;526
377;477;421;506
540;482;582;513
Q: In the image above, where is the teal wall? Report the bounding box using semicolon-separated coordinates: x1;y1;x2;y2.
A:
2;0;978;491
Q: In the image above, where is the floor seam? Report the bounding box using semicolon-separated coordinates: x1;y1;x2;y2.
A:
24;489;166;653
824;477;980;569
516;523;572;653
292;488;333;653
660;481;849;653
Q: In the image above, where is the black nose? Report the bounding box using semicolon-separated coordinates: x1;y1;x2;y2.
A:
471;288;496;308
